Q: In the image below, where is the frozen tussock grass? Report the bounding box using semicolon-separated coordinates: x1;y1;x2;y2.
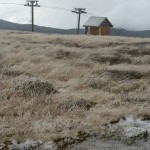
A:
15;80;57;97
0;31;150;145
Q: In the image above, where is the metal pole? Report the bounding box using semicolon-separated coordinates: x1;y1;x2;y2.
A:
77;10;81;34
72;8;87;35
24;0;40;32
31;2;34;32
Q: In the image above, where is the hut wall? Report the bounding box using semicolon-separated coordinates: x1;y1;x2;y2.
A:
101;26;110;35
89;27;99;35
86;26;111;35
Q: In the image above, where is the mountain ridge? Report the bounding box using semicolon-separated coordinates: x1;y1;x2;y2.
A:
0;19;150;37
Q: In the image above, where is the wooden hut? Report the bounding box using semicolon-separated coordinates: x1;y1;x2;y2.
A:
83;16;113;35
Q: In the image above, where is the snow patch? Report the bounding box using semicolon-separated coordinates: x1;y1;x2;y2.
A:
0;140;55;150
109;116;150;140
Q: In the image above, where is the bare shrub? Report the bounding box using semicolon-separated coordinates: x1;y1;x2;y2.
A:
55;49;81;59
118;48;150;56
3;69;23;77
104;69;145;80
0;82;3;90
49;38;81;48
116;47;131;54
89;53;131;65
58;98;96;111
127;49;140;56
15;80;57;97
110;82;140;93
123;95;149;104
81;75;110;90
121;89;150;103
0;53;2;59
73;61;93;68
141;49;150;55
0;64;3;73
13;45;20;49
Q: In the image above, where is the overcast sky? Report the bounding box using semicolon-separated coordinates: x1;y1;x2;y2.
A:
0;0;150;31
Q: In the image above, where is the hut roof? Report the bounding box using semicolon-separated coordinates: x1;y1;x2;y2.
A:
83;16;113;27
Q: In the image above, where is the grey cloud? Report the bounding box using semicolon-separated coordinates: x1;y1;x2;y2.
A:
0;0;150;30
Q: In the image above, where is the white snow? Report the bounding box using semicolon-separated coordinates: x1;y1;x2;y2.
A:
109;116;150;139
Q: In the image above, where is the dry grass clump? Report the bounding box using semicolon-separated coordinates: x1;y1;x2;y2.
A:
15;80;57;97
110;82;140;93
55;49;81;59
116;47;131;54
0;53;2;59
80;75;110;90
117;46;150;56
72;61;94;68
125;49;150;56
89;53;131;65
58;98;96;112
50;37;81;48
2;67;23;77
104;69;145;80
0;65;3;73
121;87;150;103
79;71;143;94
49;37;98;49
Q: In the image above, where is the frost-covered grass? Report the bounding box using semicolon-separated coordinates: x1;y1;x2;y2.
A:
0;30;150;145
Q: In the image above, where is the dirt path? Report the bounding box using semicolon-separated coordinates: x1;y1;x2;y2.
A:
67;137;150;150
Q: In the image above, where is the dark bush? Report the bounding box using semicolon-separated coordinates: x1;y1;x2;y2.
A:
89;53;132;65
106;70;144;80
3;69;23;77
15;80;57;97
58;98;96;111
55;50;80;59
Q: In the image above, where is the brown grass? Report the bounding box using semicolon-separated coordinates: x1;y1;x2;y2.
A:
89;53;132;65
0;30;150;144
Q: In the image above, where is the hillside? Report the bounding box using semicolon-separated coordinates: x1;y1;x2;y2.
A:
1;19;150;37
0;31;150;149
0;19;77;34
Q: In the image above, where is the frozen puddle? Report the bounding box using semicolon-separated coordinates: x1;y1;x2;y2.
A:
67;117;150;150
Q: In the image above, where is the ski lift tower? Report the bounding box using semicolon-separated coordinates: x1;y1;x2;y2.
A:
24;0;40;32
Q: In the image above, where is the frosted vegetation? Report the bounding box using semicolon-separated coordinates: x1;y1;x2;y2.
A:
0;31;150;149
